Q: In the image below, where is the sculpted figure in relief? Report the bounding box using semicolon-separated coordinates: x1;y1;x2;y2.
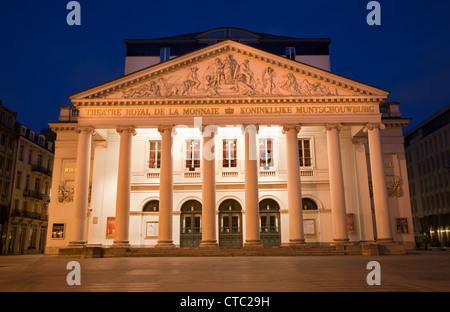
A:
203;75;219;96
262;67;276;95
223;54;238;84
279;73;302;95
212;58;225;85
233;73;259;96
235;59;256;89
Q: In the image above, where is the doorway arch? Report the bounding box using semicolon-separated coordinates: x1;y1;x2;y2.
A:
180;200;202;247
259;198;281;246
218;199;243;247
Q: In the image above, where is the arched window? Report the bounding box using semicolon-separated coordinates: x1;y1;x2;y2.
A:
143;200;159;212
302;198;318;210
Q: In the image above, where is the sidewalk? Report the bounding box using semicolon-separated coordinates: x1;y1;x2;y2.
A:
0;250;448;292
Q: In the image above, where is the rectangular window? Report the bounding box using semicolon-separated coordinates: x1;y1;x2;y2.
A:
34;178;40;193
186;140;201;170
160;47;170;62
298;139;312;167
25;174;30;191
19;145;24;161
223;139;237;168
148;141;161;169
16;171;22;189
259;139;273;169
286;47;296;60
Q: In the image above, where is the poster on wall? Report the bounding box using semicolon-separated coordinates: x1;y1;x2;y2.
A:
146;221;159;238
51;223;65;239
346;213;355;234
106;217;115;238
395;218;409;234
303;219;315;235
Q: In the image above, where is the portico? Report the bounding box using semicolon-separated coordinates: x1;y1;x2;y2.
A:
46;39;415;255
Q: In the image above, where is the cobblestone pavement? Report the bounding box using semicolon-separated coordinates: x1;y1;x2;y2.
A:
0;250;448;293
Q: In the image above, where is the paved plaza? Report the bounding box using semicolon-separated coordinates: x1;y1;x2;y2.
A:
0;250;448;293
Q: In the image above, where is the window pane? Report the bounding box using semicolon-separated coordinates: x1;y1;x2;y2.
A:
186;140;200;169
223;139;237;168
259;139;273;168
149;141;161;168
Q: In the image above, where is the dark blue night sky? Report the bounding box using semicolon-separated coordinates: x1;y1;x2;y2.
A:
0;0;449;133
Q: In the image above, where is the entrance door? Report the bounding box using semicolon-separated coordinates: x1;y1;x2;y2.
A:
180;200;202;247
219;199;243;247
259;199;281;247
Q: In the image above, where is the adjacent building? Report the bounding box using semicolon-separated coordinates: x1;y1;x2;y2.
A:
0;101;55;255
405;104;450;248
0;102;19;254
45;28;415;255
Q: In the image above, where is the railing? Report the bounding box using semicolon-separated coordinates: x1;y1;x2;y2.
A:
31;165;52;176
147;172;160;179
222;171;238;178
184;172;201;179
10;209;48;221
23;189;43;200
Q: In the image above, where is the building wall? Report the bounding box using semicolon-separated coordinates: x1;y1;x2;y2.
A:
47;121;416;251
6;132;54;254
405;106;450;247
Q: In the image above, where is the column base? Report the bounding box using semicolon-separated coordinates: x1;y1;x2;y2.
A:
244;240;264;248
199;240;219;248
68;241;87;247
289;239;306;247
332;238;350;245
376;238;394;243
112;241;130;248
155;241;175;248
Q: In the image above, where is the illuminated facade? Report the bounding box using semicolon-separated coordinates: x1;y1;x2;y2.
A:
45;28;414;255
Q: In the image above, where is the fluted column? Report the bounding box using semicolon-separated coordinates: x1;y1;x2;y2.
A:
69;126;94;246
323;123;349;243
242;124;262;247
200;125;218;247
283;124;306;245
112;127;136;247
364;123;393;242
156;126;175;248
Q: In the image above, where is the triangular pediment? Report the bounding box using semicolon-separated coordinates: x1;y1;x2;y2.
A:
70;40;389;104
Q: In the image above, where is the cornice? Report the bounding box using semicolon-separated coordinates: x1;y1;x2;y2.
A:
72;95;386;107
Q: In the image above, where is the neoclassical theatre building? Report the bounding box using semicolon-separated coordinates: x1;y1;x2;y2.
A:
46;28;414;254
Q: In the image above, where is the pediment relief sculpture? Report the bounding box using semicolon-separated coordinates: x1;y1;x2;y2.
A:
121;54;342;99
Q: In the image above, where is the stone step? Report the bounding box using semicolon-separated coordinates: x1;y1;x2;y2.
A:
58;243;406;258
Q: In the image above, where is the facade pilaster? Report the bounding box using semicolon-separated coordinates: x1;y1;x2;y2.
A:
200;125;218;247
69;126;94;246
156;126;175;248
282;124;306;245
323;123;349;243
364;123;393;242
112;127;136;247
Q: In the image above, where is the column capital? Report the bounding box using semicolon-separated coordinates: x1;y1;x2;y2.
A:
363;123;385;133
352;137;368;145
282;124;301;134
116;126;137;136
75;126;95;134
201;124;218;136
241;124;259;134
323;123;343;133
158;125;176;136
